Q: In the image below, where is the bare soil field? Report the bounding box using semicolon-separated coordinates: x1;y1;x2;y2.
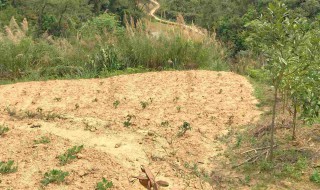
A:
0;70;262;189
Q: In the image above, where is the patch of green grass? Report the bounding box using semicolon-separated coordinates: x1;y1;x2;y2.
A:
41;169;69;186
34;136;50;144
310;170;320;184
0;125;9;136
0;160;17;174
96;178;113;190
58;145;84;165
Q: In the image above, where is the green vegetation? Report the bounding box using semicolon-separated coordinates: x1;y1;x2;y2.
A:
41;169;69;186
96;178;113;190
310;170;320;184
177;121;191;137
0;125;9;136
34;136;50;144
113;100;120;109
123;115;135;128
0;160;17;174
140;101;149;109
58;145;84;165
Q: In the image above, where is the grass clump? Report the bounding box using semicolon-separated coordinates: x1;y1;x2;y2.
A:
96;178;113;190
0;125;9;136
41;169;69;186
310;170;320;184
34;136;50;144
58;145;84;165
0;160;17;174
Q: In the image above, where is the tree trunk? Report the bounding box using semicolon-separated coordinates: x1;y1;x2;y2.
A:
269;86;278;161
292;101;297;140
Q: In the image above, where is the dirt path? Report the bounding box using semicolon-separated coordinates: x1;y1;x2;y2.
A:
0;70;261;189
148;0;205;36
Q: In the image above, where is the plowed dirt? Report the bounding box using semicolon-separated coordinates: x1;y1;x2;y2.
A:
0;70;261;189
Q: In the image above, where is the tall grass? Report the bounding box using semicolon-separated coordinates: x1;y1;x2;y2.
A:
0;15;229;81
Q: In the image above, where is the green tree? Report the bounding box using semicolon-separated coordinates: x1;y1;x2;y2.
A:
246;0;319;160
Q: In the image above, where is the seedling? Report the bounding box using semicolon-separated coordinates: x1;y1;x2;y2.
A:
0;160;17;174
0;125;9;136
58;145;84;165
160;121;170;127
93;98;98;102
140;101;149;109
96;178;113;190
177;122;191;137
54;97;62;102
113;100;120;109
41;169;69;186
176;106;181;113
123;115;134;128
34;136;50;144
25;110;37;118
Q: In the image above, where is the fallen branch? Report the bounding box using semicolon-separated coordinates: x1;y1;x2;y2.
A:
241;145;277;155
233;149;271;169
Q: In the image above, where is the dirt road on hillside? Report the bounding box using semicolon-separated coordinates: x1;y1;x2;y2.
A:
148;0;205;36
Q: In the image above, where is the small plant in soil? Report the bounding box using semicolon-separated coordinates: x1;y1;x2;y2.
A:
41;169;69;186
0;160;17;174
4;106;16;116
113;100;120;109
177;122;191;137
140;101;149;109
176;106;181;113
0;125;9;136
123;115;134;128
96;178;113;190
161;121;170;127
53;97;62;102
58;145;84;165
34;136;50;144
310;170;320;184
93;98;98;102
25;110;37;118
